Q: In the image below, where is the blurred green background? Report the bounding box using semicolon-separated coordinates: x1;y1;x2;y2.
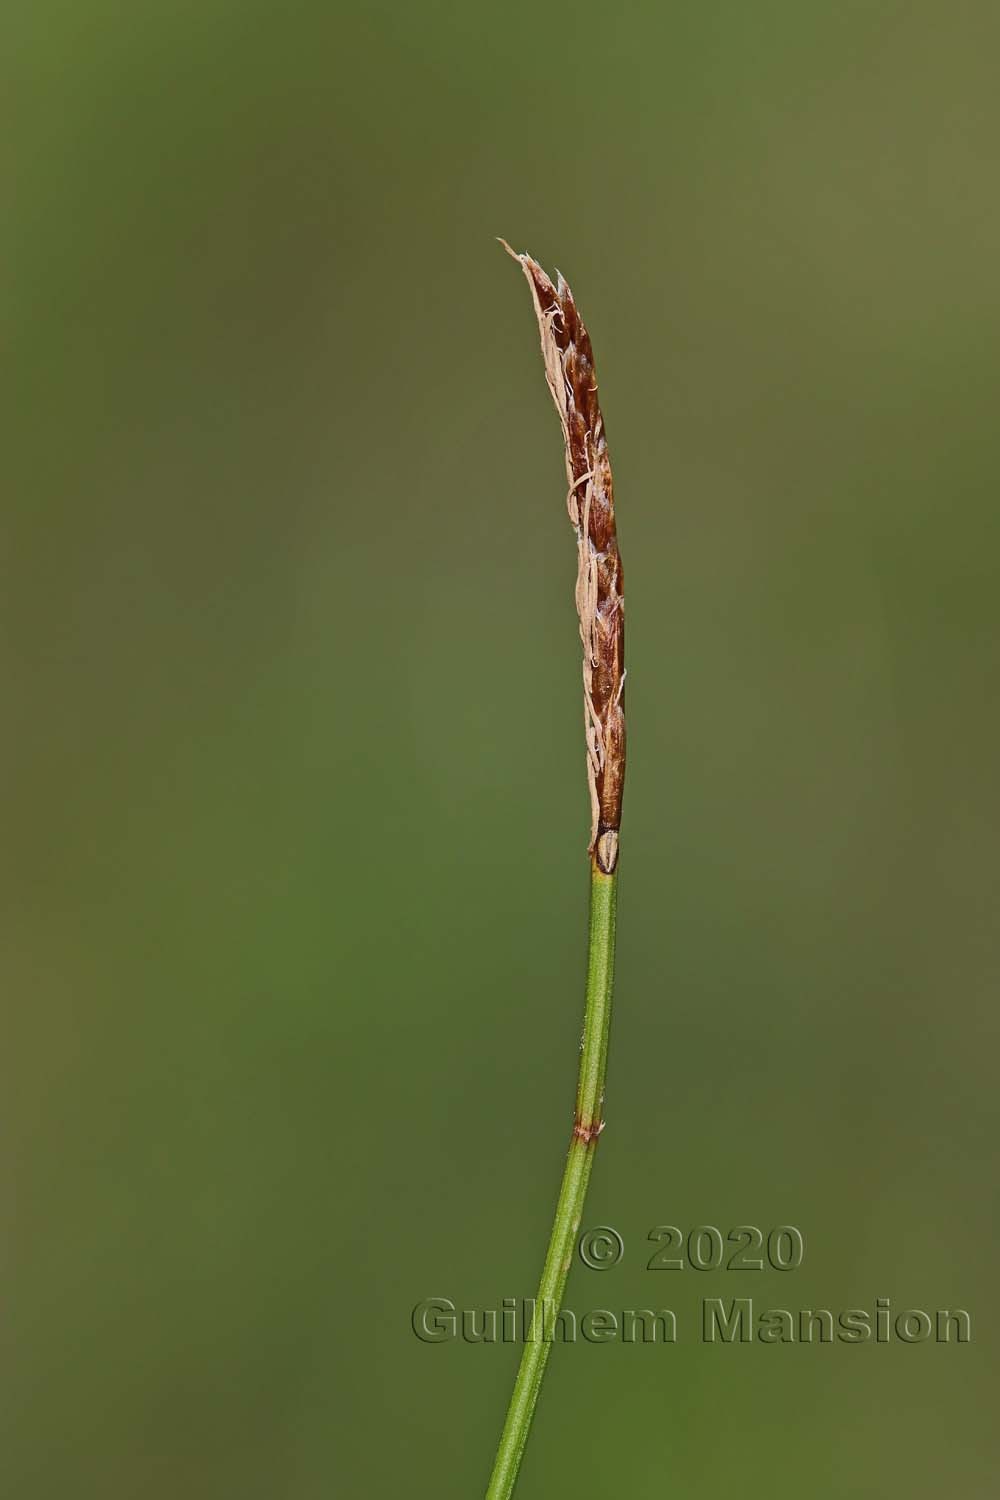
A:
6;2;1000;1495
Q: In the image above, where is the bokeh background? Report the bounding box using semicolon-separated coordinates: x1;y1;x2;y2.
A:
6;2;1000;1495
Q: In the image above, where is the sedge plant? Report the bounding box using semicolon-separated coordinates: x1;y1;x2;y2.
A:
485;245;626;1500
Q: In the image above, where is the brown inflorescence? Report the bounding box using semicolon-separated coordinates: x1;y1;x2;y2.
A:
504;243;625;873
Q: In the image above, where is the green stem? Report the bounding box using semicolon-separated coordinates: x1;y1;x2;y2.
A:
485;861;618;1500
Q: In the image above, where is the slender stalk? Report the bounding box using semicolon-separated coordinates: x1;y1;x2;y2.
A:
486;245;625;1497
485;860;617;1500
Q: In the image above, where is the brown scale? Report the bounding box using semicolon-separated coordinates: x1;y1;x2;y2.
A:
504;243;626;874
